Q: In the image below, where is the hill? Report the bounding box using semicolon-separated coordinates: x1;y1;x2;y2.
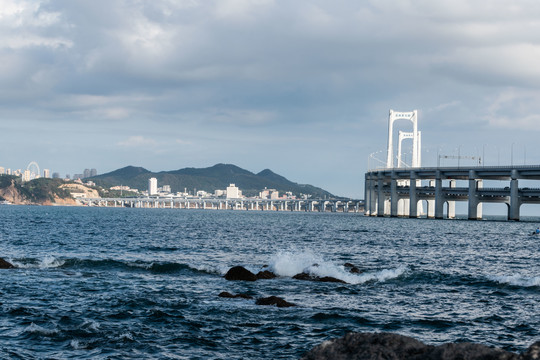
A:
89;164;336;198
0;175;79;205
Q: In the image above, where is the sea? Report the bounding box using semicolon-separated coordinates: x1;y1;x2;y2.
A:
0;205;539;359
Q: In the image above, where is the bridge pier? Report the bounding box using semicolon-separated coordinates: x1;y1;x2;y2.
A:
509;170;520;221
435;171;444;219
409;172;418;218
390;172;398;217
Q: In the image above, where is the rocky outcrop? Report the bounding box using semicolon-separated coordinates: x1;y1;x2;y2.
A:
255;296;295;308
344;263;363;274
301;332;540;360
218;291;253;299
256;270;277;279
0;258;15;269
0;182;30;205
224;266;258;281
293;272;347;284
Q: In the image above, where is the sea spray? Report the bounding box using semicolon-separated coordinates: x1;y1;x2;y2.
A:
268;249;407;284
489;273;540;287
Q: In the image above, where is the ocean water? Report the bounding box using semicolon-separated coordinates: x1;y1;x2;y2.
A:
0;206;539;359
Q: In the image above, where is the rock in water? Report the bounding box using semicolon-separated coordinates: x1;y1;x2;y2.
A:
0;258;15;269
218;291;253;299
293;272;347;284
301;332;525;360
255;296;295;308
344;263;363;274
256;270;277;279
224;266;257;281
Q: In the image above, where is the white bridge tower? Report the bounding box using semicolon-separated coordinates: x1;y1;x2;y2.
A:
386;110;421;168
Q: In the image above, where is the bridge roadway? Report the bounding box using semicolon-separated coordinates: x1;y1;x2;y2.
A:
365;165;540;221
77;197;364;213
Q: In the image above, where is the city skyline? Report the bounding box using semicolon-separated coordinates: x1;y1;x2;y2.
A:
2;1;540;198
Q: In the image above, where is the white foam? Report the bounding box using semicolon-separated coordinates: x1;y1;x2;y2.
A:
11;255;65;269
39;255;65;268
24;322;58;336
268;250;407;285
489;274;540;287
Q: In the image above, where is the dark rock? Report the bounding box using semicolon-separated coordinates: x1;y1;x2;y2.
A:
224;266;257;281
522;341;540;360
427;342;518;360
344;263;363;274
293;272;313;281
293;272;347;284
301;332;524;360
218;291;253;299
319;276;347;284
0;258;15;269
255;296;295;308
256;270;277;279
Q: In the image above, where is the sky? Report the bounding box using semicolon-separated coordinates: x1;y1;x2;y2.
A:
1;0;540;199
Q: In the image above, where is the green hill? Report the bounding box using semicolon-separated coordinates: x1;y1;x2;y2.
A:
89;164;336;198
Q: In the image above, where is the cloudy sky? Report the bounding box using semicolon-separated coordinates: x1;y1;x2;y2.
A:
1;0;540;198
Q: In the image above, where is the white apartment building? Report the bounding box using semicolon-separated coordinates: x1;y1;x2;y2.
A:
226;184;242;199
148;177;158;195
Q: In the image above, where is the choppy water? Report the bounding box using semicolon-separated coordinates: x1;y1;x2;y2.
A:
0;206;539;359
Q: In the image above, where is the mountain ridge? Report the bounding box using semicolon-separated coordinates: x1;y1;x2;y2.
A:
89;163;336;198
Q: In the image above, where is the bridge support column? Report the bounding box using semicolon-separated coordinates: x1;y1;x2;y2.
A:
377;173;385;217
435;171;444;219
509;170;520;221
409;172;418;218
369;175;377;216
427;180;435;218
364;173;371;215
448;180;456;219
390;172;398;217
468;171;481;220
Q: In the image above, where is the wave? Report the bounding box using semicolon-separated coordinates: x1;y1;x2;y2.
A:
267;250;407;285
9;256;216;276
488;274;540;288
10;255;65;269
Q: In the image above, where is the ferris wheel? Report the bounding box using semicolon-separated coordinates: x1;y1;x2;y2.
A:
27;161;40;180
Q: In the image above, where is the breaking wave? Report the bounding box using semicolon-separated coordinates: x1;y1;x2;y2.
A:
488;274;540;288
268;250;407;285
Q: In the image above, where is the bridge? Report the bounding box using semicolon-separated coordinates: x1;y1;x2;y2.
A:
365;165;540;221
77;197;364;213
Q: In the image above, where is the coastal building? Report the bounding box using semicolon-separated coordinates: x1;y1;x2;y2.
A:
22;170;31;182
260;188;279;199
162;185;171;193
148;177;158;196
0;167;4;175
43;169;51;178
214;189;225;197
226;184;242;199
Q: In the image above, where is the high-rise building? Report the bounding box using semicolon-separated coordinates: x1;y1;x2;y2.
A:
22;170;31;182
0;167;4;175
52;172;60;179
83;169;91;178
90;168;97;177
43;169;51;178
148;177;158;195
226;184;241;199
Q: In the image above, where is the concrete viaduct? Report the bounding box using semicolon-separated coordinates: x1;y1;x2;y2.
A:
77;197;364;213
364;165;540;221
